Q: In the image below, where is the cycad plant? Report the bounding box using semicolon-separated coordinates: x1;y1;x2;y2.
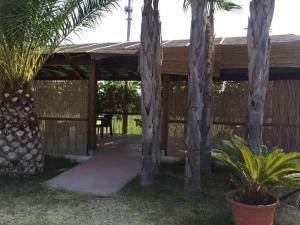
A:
212;136;300;205
0;0;118;175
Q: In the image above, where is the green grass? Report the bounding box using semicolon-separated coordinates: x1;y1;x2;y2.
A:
0;157;298;225
118;163;233;225
112;115;142;135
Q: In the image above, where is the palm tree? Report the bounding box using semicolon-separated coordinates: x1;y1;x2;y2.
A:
184;0;208;196
247;0;275;152
0;0;118;176
183;0;240;195
139;0;162;186
184;1;241;171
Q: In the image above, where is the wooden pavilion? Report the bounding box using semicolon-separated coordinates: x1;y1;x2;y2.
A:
33;34;300;156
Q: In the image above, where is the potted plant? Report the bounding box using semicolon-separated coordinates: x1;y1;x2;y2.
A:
211;136;300;225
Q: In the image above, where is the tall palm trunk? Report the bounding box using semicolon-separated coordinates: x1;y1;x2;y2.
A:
185;0;207;195
201;12;214;171
140;0;162;186
247;0;275;152
0;88;43;175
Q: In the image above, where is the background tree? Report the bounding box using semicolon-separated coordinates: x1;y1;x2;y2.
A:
246;0;275;152
183;0;241;171
185;0;208;196
0;0;118;175
140;0;162;186
97;81;140;114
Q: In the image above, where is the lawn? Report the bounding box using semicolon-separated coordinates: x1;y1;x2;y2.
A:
111;115;142;135
0;157;299;225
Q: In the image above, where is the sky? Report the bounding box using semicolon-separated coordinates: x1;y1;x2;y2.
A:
71;0;300;44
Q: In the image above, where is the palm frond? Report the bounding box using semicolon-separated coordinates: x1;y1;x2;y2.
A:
182;0;191;12
182;0;241;14
213;0;241;12
0;0;119;90
275;173;300;187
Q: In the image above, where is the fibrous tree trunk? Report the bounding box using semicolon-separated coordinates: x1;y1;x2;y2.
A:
201;12;214;171
247;0;275;152
0;88;43;175
140;0;162;186
185;0;207;196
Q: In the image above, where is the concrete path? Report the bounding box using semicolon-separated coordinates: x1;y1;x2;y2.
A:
46;135;142;196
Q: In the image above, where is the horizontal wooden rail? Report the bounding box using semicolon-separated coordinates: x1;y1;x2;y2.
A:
167;120;300;128
214;122;300;128
98;112;141;116
38;117;300;128
168;120;186;124
38;117;88;121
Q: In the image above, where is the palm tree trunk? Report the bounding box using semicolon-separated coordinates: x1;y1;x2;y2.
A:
0;88;44;175
185;0;207;196
247;0;275;152
201;12;214;171
140;0;162;186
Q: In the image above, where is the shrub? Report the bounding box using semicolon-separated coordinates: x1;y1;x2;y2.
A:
211;136;300;205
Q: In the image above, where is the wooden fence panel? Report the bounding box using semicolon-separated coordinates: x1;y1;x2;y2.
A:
33;80;88;156
166;79;300;156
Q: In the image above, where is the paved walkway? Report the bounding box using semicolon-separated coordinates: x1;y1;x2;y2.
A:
46;135;142;196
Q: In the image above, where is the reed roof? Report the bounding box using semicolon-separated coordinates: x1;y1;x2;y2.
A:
39;34;300;80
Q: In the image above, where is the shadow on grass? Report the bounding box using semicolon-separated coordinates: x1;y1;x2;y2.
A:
0;155;78;201
118;162;234;225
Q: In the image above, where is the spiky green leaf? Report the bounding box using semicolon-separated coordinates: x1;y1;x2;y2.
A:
211;136;300;192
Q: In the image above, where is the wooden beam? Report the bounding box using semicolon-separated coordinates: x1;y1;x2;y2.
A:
101;64;138;71
87;60;97;155
98;111;140;115
45;53;91;65
36;65;85;80
122;81;129;135
160;75;170;155
97;76;140;81
64;55;87;80
35;76;84;81
38;117;87;121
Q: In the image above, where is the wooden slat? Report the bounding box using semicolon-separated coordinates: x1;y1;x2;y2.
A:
87;60;97;154
161;75;170;153
39;117;87;121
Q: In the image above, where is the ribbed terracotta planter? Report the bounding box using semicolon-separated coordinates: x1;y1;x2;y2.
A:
226;190;279;225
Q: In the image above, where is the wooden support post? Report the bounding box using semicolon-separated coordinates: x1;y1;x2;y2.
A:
87;60;97;155
122;81;128;135
161;75;169;155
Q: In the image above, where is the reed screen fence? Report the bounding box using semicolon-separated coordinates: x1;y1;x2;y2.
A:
33;80;88;156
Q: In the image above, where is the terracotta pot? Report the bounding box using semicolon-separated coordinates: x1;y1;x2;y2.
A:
226;190;279;225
